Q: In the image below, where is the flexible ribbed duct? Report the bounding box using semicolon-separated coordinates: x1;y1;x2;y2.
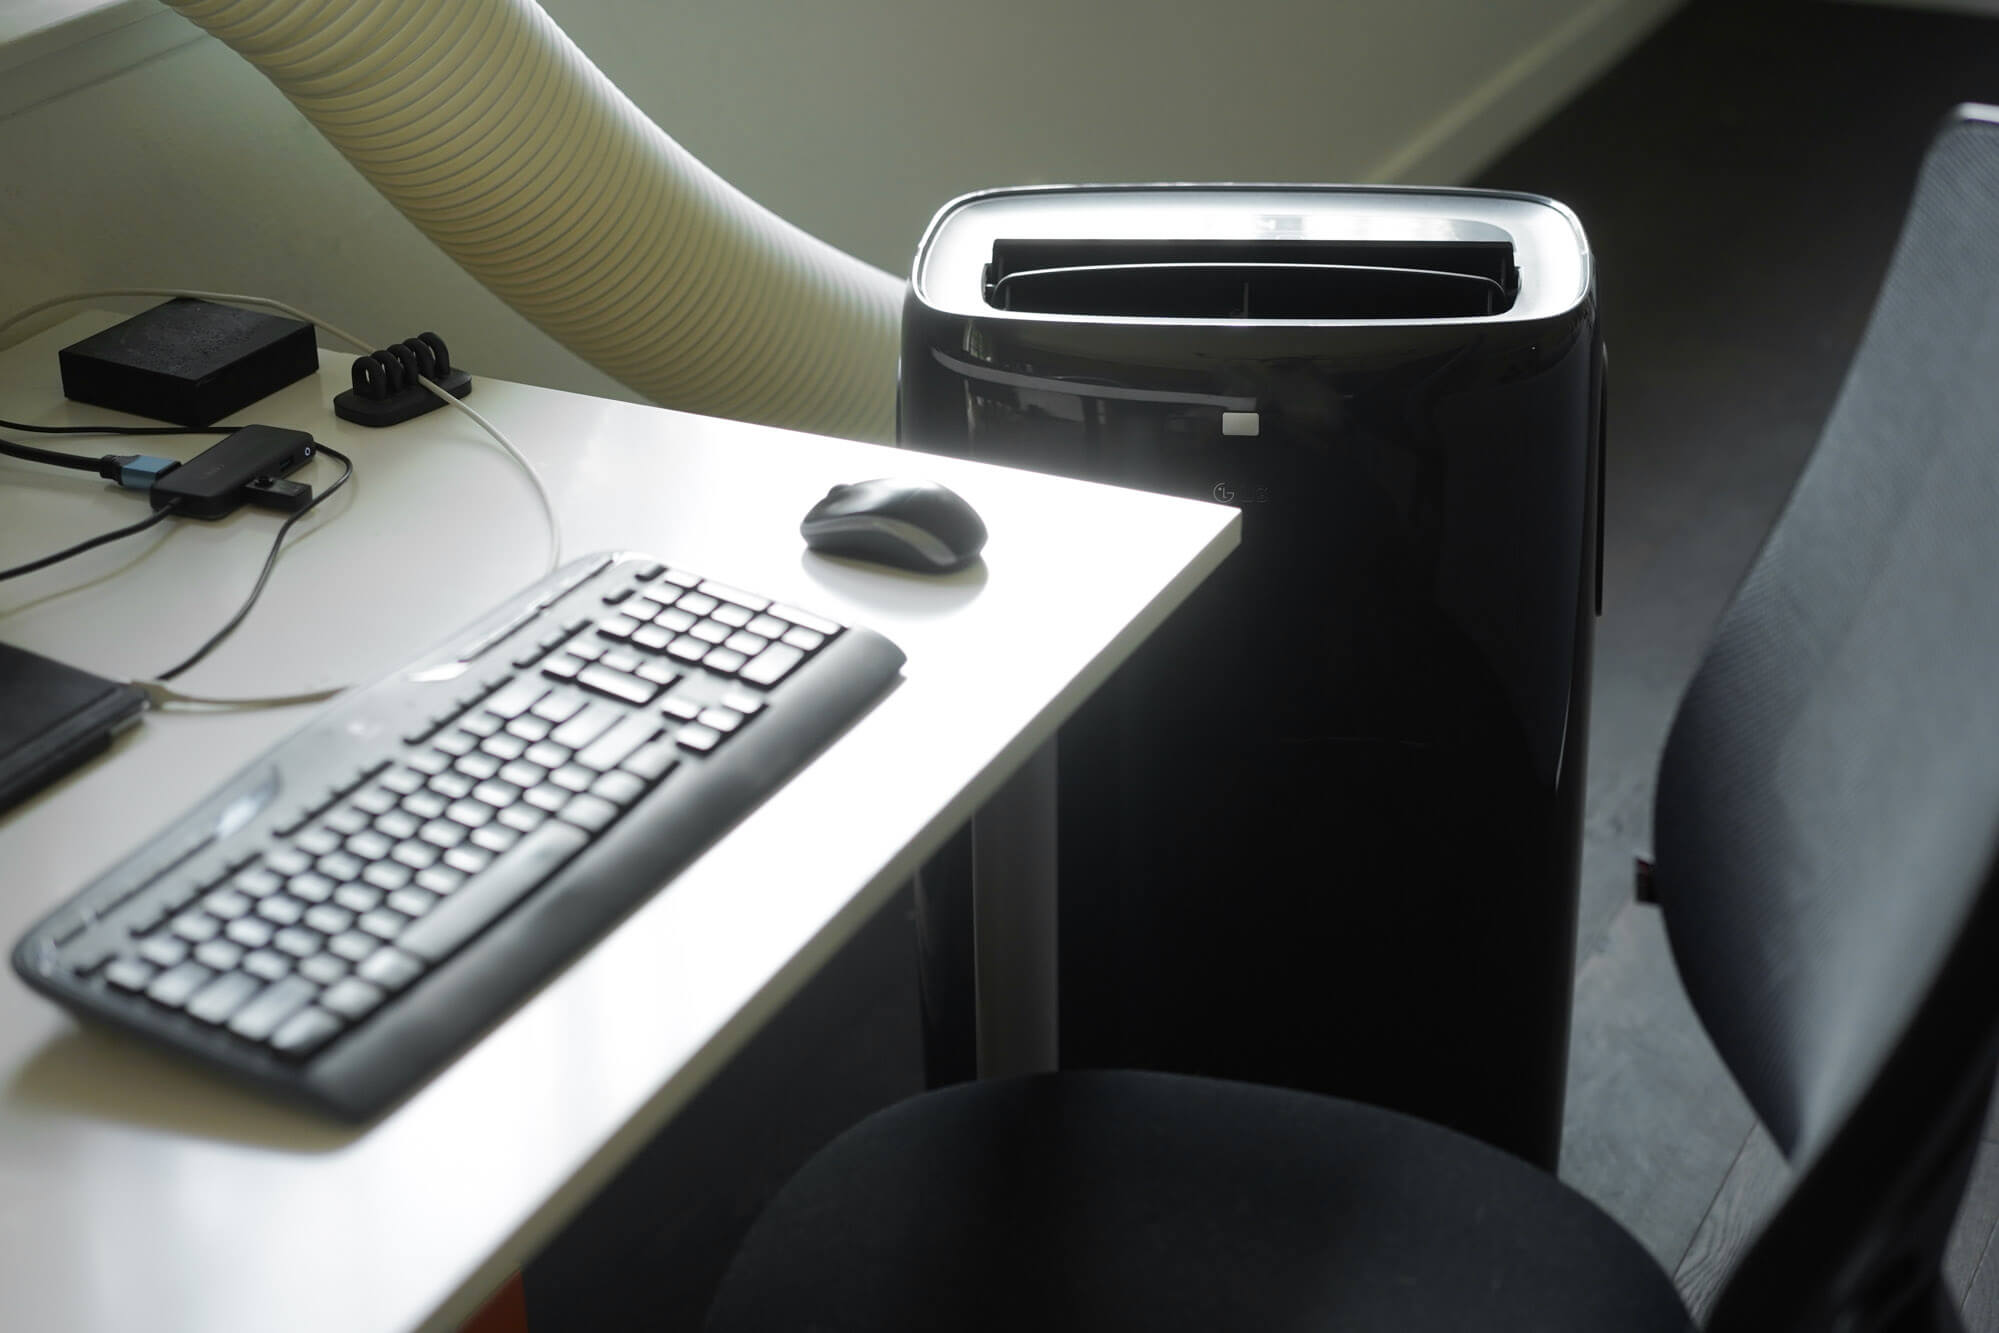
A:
165;0;901;442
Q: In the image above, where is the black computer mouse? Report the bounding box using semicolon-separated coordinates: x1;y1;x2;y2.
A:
800;478;988;573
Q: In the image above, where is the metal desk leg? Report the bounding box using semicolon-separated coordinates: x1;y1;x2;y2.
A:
972;739;1059;1078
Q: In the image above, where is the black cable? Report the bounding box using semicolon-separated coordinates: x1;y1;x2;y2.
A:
153;443;353;683
0;416;235;438
0;437;102;473
0;502;178;581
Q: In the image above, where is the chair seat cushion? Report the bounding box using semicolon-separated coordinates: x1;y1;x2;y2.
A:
706;1070;1693;1332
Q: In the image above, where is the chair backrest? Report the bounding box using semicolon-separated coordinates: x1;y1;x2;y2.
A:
1653;106;1999;1333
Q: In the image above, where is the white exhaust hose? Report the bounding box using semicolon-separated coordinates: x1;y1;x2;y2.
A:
164;0;901;442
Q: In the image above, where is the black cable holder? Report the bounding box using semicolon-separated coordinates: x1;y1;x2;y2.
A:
333;331;472;427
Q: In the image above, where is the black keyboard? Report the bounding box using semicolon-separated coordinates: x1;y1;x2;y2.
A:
12;552;904;1120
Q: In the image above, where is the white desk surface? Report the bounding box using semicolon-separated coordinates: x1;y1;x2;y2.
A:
0;314;1237;1333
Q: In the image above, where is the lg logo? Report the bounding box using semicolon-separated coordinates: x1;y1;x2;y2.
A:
1211;482;1271;505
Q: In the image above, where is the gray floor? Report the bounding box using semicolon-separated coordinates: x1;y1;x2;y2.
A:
1469;0;1999;1319
527;3;1999;1327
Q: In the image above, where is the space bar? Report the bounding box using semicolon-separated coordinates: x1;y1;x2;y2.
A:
399;822;591;963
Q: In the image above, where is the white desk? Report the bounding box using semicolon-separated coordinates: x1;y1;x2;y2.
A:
0;314;1238;1333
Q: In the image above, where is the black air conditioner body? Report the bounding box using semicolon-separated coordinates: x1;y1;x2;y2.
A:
899;185;1602;1169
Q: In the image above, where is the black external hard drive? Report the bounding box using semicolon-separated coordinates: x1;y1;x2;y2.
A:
0;644;147;816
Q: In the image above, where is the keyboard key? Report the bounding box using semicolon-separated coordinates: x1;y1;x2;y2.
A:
446;798;495;829
443;845;493;876
334;885;383;915
171;913;221;944
690;619;731;646
658;607;697;634
632;625;673;653
408;748;453;776
711;603;753;629
552;701;622;750
298;953;347;986
507;714;555;743
362;861;414;892
187;971;261;1025
403;790;448;821
667;636;709;663
352;785;400;816
522;736;568;768
269;1007;343;1059
497;804;545;833
482;732;529;762
358;910;407;941
399;822;590;963
661;696;702;722
227;976;317;1042
236;865;288;896
703;648;748;674
473;779;522;808
771;603;840;636
326;806;372;836
550;763;596;793
591;770;647;806
391;840;440;870
381;767;426;796
577;714;660;772
204;888;254;920
346;830;393;862
317;851;365;882
430;771;475;801
622;739;680;782
357;947;424;992
524;782;569;812
194;939;245;973
104;957;157;993
559;793;619;834
226;918;276;950
723;631;769;657
530;692;586;725
470;825;518;855
328;930;379;963
677;725;722;753
304;905;354;936
781;626;827;653
420;820;468;850
386;889;435;920
377;808;422;840
747;613;788;639
459;711;504;739
697;707;744;734
598;613;642;641
274;927;323;958
677;592;718;617
455;751;503;781
138;935;190;969
288;872;337;904
434;730;478;757
146;961;213;1010
699;580;771;613
320;978;386;1022
266;847;314;876
243;949;293;982
415;866;464;896
740;643;806;687
637;660;677;687
481;677;547;720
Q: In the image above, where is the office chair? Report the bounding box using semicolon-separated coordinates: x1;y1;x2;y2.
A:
702;105;1999;1333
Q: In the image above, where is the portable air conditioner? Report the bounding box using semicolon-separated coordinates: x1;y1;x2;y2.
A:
900;185;1602;1168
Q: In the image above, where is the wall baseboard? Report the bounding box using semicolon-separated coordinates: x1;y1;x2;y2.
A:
1368;0;1688;186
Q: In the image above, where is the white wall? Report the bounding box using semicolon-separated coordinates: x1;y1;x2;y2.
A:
0;0;1682;409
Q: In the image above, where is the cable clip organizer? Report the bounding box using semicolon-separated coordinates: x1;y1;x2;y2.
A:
333;332;472;427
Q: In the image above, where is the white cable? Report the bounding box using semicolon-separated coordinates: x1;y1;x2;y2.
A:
164;0;902;443
3;288;565;708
